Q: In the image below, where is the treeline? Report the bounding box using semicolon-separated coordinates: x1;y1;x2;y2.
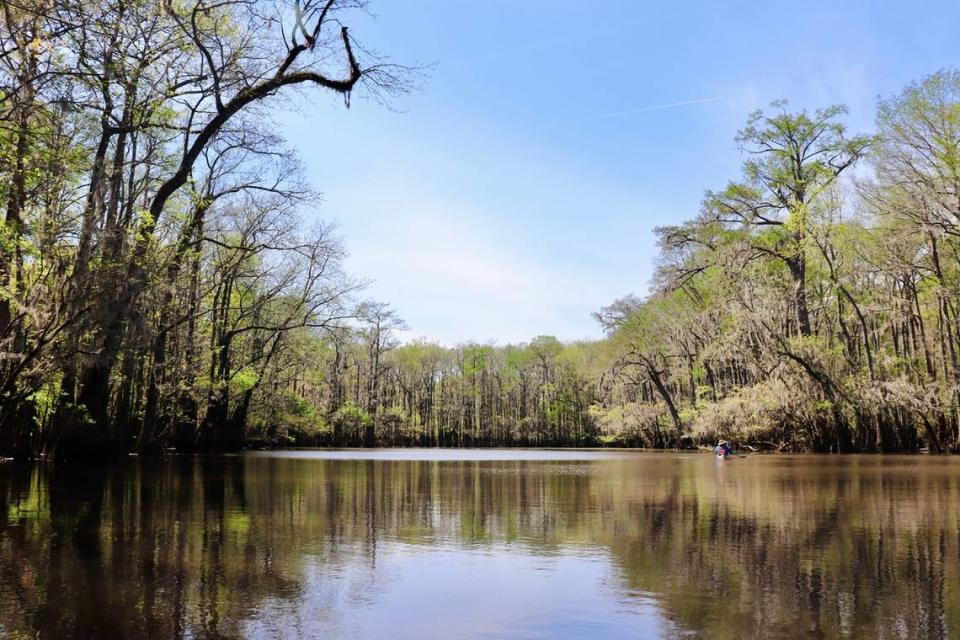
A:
3;1;960;457
247;332;605;448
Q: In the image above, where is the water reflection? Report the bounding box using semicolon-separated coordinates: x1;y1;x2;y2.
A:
0;453;958;639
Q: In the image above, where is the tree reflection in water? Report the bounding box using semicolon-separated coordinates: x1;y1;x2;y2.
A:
0;452;958;639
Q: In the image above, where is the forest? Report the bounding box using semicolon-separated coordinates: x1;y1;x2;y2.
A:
3;1;960;458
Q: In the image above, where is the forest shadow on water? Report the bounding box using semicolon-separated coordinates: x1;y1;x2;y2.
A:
0;451;958;639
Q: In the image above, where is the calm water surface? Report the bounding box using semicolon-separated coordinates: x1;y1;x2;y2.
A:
1;450;959;639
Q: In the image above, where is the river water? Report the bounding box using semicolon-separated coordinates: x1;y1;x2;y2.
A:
0;450;957;638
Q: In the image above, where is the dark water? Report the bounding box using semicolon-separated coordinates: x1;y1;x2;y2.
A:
1;450;959;639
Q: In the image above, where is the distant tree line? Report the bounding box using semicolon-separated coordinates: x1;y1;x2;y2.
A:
3;0;960;456
250;330;604;448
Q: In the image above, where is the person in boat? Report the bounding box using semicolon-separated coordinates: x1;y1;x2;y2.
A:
715;440;733;457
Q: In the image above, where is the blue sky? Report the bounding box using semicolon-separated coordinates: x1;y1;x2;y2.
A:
278;0;960;345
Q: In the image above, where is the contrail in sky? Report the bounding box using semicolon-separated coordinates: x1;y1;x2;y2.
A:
557;96;724;125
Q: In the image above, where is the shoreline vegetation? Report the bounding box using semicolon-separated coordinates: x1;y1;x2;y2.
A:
3;3;960;459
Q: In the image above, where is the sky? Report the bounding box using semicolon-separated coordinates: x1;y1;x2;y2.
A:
277;0;960;346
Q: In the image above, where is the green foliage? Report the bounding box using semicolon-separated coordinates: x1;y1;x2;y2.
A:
230;367;259;395
332;402;373;431
27;376;61;430
461;343;494;376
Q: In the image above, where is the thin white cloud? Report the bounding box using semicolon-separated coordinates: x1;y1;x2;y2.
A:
556;96;724;125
